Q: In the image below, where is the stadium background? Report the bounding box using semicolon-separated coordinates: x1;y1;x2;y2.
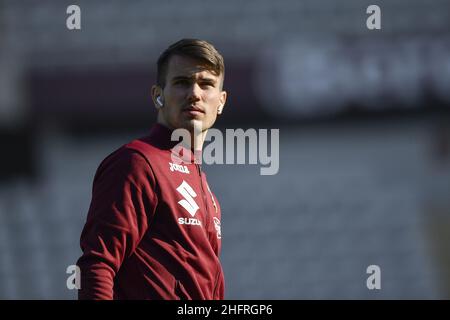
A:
1;0;450;299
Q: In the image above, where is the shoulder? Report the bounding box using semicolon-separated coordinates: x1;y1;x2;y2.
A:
100;146;148;171
94;145;154;185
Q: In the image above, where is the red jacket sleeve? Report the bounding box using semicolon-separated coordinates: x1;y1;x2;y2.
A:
76;148;158;300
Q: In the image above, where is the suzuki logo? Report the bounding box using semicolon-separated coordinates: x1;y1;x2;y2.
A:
176;180;199;216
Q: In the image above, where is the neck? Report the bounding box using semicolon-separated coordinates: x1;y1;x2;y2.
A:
156;116;207;152
191;128;207;152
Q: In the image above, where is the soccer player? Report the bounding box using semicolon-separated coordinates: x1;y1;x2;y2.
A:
76;39;227;300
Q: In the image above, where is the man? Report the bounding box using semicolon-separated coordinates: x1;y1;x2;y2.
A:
76;39;227;300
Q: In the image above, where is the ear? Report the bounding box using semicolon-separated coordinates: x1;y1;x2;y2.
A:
151;85;163;109
217;90;227;115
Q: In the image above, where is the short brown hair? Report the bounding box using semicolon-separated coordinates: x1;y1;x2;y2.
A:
156;39;225;88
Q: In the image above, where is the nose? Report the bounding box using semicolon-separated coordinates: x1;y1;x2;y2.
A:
187;82;201;103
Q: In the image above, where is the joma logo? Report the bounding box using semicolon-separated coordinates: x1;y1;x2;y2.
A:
170;162;190;174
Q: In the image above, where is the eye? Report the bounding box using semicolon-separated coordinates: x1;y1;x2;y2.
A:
174;79;190;86
200;82;215;88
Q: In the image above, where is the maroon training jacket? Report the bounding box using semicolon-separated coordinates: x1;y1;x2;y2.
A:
77;123;224;300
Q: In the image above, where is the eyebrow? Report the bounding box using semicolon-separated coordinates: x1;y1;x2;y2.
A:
171;75;217;84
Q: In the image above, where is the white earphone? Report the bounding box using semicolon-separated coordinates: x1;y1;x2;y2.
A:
156;96;164;108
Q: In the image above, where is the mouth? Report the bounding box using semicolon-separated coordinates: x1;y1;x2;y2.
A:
182;105;205;116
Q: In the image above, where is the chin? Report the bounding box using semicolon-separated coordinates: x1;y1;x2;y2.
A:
178;119;201;130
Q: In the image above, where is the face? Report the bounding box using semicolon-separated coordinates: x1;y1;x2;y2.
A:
152;55;227;133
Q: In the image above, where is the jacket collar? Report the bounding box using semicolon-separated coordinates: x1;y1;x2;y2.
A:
147;123;199;164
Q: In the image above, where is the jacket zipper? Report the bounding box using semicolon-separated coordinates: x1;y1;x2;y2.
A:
197;164;222;299
196;164;210;229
